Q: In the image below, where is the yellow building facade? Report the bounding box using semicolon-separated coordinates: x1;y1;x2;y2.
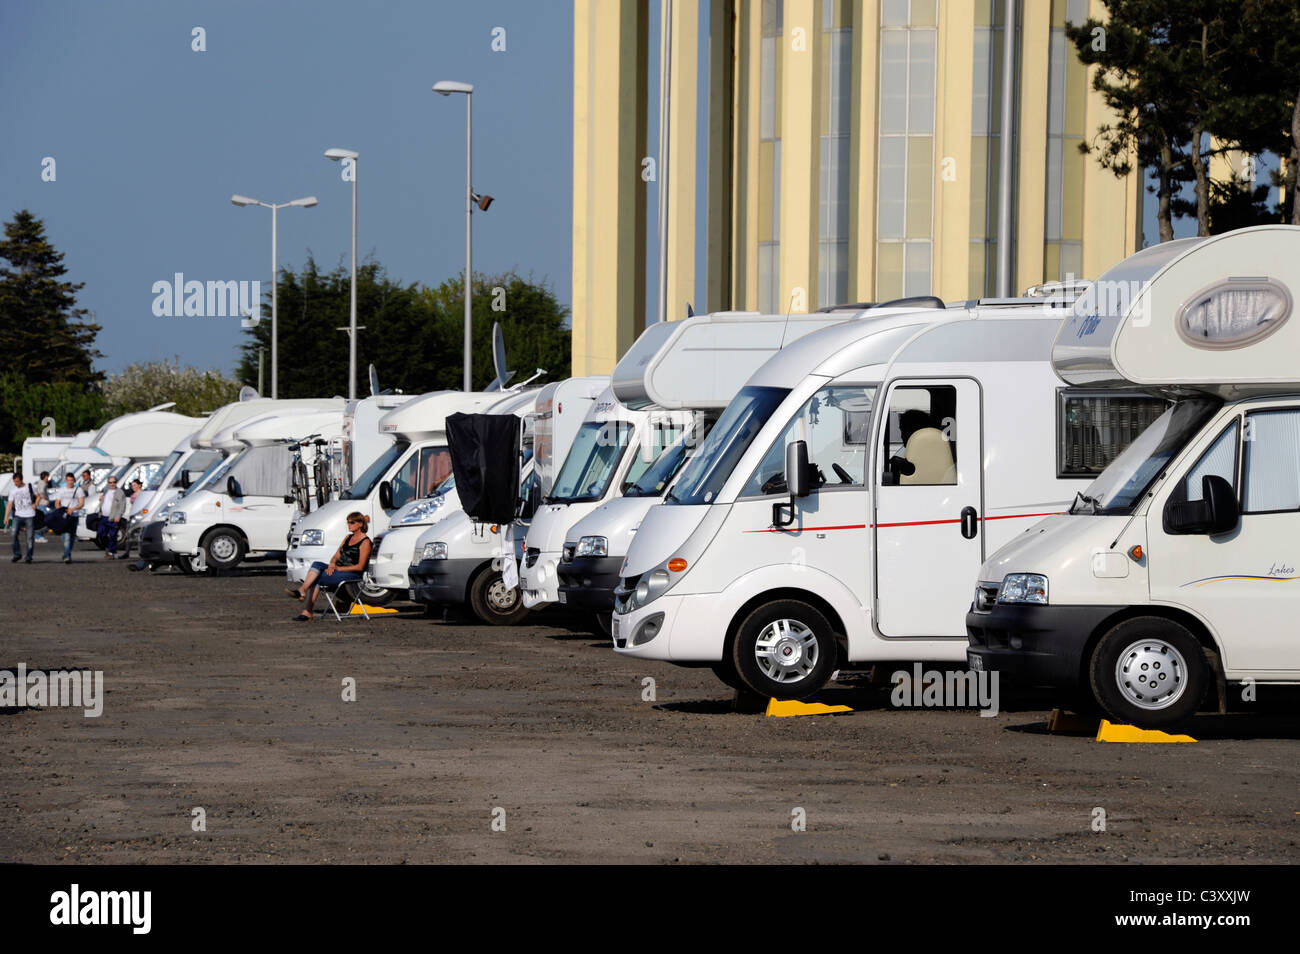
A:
571;0;1143;374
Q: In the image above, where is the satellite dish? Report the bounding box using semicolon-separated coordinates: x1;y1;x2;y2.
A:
369;364;380;397
238;386;260;402
486;322;516;392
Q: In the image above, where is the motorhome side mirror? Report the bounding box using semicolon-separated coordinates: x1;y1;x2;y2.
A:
378;480;393;511
785;441;811;499
1165;474;1239;535
226;476;242;498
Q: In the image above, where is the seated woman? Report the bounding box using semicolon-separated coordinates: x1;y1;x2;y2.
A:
288;512;373;620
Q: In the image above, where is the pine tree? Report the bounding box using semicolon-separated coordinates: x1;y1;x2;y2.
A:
0;210;102;384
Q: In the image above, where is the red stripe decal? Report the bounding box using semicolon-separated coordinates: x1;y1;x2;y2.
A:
743;511;1064;533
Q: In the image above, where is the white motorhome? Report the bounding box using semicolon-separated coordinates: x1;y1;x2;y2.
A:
609;294;1167;699
284;389;506;602
968;226;1300;729
21;435;74;484
368;387;540;602
553;310;868;627
161;402;345;571
341;393;414;489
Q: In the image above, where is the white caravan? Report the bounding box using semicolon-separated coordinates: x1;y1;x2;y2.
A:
161;402;345;571
284;389;506;601
368;387;540;602
405;377;605;623
610;294;1168;699
968;226;1300;729
552;310;867;625
21;435;74;484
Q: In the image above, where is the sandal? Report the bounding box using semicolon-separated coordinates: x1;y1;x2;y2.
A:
293;613;312;622
286;587;304;600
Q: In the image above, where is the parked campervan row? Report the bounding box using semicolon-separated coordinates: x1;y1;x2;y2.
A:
609;292;1170;699
161;400;346;571
968;225;1300;729
284;389;510;603
368;387;540;601
551;309;885;627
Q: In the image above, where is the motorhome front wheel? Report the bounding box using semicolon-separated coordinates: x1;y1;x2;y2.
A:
733;600;838;700
201;528;246;572
1088;618;1209;730
469;568;529;626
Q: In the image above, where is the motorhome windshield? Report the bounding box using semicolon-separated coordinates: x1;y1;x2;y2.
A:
1073;397;1223;515
549;420;632;503
624;432;696;497
343;441;410;500
148;451;184;490
667;386;791;506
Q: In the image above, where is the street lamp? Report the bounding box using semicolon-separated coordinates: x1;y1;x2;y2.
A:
324;148;360;399
231;193;318;399
434;80;479;392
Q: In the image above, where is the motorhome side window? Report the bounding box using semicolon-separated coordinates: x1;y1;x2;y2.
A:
1173;419;1239;504
739;386;875;497
623;420;687;489
880;385;957;486
390;445;451;510
1058;391;1168;477
1242;409;1300;513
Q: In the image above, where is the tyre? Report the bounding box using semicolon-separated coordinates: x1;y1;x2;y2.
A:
732;600;839;700
356;577;395;607
201;528;246;572
711;654;749;692
1088;617;1208;730
176;552;206;575
469;566;530;625
592;612;612;637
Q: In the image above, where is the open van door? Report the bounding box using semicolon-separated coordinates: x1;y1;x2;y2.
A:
873;378;984;637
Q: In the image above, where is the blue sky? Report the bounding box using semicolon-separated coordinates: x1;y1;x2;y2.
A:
0;0;577;376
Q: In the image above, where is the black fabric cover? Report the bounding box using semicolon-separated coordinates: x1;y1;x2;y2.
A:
446;412;521;524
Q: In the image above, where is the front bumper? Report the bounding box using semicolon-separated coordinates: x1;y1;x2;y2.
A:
285;543;330;584
160;522;202;558
556;554;622;611
408;557;480;605
521;548;560;608
966;601;1126;689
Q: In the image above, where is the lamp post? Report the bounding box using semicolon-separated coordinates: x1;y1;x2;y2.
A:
433;80;477;392
324;148;360;399
231;194;317;399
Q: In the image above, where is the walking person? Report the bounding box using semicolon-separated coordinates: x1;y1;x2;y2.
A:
287;512;373;621
5;475;41;563
47;473;85;563
98;474;128;559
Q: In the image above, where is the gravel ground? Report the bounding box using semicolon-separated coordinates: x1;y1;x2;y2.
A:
2;538;1297;864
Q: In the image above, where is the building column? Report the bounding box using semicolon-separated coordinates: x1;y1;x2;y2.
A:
934;0;976;301
848;0;879;302
571;0;649;375
778;0;820;312
1015;0;1049;293
732;2;761;310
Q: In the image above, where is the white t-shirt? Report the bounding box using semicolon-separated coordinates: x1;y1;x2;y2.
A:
51;486;85;510
9;485;37;519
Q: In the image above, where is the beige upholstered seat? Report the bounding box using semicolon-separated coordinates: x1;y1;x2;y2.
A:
900;427;956;485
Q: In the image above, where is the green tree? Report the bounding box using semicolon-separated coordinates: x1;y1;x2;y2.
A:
102;359;241;419
0;371;105;452
237;259;570;397
0;210;102;383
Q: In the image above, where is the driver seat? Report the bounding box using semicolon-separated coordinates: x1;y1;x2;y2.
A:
900;428;956;485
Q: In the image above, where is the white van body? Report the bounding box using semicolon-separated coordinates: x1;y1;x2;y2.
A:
369;387;538;596
968;226;1300;729
610;295;1166;699
283;390;506;597
161;402;345;570
21;436;74;484
552;310;872;618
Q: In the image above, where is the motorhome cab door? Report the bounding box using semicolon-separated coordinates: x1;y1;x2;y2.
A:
1148;401;1300;673
873;378;983;637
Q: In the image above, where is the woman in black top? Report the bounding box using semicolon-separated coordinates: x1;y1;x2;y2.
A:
289;512;373;620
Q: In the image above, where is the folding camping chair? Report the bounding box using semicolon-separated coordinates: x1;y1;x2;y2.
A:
317;573;373;621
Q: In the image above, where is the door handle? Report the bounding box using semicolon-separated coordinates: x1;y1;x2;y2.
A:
960;506;978;539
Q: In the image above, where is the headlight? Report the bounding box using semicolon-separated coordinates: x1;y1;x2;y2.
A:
168;511;186;524
999;573;1049;605
627;568;672;612
396;497;444;525
575;535;608;558
300;529;324;547
421;542;448;561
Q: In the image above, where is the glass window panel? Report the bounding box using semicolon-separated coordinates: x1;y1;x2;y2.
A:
1058;393;1169;476
908;31;936;134
1066;0;1089;25
1180;284;1291;343
882;0;909;27
772;139;781;237
879;31;909;134
877;136;906;239
1062;147;1084;240
1047;31;1066;135
905;135;933;239
1244;411;1300;512
741;385;877;497
760;36;777;139
758;243;779;313
1060;242;1083;283
971;28;991;134
1045;136;1064;240
758;141;774;240
903;241;932;297
829;31;851;135
911;0;938;27
969;138;988;234
1184;422;1238;502
876;242;904;300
